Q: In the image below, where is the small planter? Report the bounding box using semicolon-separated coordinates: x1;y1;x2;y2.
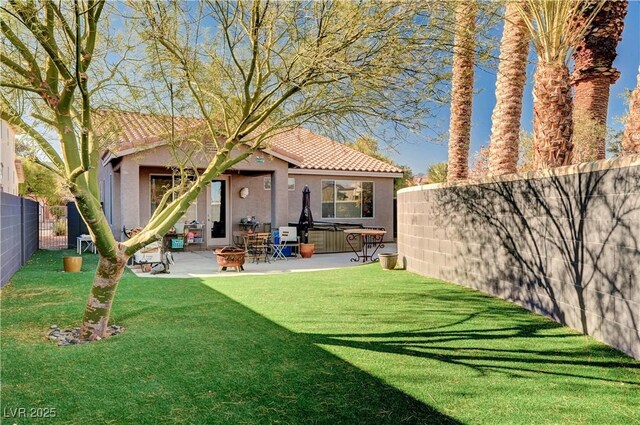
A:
63;256;82;273
300;243;315;258
215;247;246;272
378;252;398;270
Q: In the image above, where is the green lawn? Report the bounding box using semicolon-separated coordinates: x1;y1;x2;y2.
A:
1;251;638;424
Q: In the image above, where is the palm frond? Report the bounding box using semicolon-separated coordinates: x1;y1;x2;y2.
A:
514;0;604;64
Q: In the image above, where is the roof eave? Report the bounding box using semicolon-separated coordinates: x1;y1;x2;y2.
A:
288;168;403;178
261;148;303;167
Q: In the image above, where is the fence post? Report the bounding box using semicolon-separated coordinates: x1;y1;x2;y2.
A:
21;197;25;266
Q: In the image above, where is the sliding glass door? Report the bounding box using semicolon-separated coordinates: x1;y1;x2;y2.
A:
208;176;230;246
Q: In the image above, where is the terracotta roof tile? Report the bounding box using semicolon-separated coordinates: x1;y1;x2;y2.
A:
96;110;402;174
95;110;203;155
268;127;402;173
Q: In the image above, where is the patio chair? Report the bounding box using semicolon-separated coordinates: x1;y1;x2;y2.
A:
244;232;272;264
271;230;286;260
275;226;300;258
232;231;247;248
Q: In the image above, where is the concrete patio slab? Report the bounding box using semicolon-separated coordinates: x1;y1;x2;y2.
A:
129;244;397;278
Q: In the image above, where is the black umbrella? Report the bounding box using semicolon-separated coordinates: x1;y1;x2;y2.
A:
297;185;314;243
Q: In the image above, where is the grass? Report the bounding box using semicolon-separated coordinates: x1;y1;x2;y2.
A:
1;250;638;424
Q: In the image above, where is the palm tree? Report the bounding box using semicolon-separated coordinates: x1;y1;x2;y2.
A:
514;0;604;169
447;1;477;182
621;68;640;155
572;0;628;163
488;1;530;176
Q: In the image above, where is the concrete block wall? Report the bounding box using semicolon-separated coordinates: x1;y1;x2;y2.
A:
397;156;640;359
1;193;39;287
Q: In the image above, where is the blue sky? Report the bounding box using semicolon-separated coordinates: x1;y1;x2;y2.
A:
387;2;640;175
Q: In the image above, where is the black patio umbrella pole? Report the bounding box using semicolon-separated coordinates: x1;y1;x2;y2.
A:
297;185;314;243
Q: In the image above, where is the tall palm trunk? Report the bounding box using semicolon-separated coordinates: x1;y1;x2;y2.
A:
622;69;640;155
533;62;573;168
514;0;605;169
488;2;529;176
572;0;628;163
447;1;477;182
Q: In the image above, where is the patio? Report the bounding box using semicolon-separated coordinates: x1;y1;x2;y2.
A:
129;244;398;278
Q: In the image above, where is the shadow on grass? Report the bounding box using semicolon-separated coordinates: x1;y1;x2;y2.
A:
302;322;640;386
143;286;464;424
1;266;462;424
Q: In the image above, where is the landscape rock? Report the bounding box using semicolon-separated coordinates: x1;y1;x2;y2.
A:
46;324;124;346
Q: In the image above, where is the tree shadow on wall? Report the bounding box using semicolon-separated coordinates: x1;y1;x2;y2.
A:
430;166;640;357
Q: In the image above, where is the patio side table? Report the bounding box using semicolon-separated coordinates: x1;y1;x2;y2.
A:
77;235;96;255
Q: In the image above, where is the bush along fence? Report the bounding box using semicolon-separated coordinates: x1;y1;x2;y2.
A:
1;192;39;287
397;155;640;359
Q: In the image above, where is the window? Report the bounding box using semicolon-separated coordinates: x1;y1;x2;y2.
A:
150;174;198;222
150;175;173;214
321;180;374;219
263;176;294;190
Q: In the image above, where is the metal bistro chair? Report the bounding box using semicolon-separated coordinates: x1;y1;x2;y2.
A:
244;232;272;264
232;231;247;249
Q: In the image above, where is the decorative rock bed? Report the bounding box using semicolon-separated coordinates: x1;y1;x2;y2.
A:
47;324;124;346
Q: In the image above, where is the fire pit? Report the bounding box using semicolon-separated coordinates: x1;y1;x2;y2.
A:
214;247;246;272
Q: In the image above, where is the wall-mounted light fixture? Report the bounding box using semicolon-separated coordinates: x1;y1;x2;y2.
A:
239;187;249;199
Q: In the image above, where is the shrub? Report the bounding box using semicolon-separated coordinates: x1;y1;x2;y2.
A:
53;220;67;236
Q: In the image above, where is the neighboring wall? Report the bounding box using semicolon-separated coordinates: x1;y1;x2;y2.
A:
1;192;39;287
397;156;640;359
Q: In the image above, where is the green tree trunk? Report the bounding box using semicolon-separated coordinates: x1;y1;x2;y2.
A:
80;248;128;339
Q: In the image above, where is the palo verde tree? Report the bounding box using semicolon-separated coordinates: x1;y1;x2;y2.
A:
1;0;452;340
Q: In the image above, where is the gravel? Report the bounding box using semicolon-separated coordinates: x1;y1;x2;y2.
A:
47;324;125;346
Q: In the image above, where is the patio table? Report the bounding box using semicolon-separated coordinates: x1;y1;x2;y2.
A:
344;229;386;262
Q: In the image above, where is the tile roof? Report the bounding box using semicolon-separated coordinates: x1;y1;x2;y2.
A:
95;110;204;156
96;110;402;174
267;127;402;173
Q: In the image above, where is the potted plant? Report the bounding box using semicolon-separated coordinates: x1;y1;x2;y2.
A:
63;255;82;272
299;243;315;258
378;252;398;270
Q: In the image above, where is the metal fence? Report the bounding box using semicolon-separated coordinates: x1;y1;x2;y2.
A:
1;192;39;287
39;204;68;250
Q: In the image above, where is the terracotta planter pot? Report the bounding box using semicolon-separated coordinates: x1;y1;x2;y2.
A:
378;253;398;270
63;256;82;273
300;243;315;258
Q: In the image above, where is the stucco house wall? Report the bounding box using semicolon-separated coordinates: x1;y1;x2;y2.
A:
0;120;19;195
288;173;396;241
97;111;402;246
100;144;293;240
101;156;397;243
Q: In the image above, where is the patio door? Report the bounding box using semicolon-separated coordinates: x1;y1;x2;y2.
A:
207;176;230;246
